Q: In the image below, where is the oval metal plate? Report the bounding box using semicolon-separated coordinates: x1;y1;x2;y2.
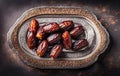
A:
7;7;109;69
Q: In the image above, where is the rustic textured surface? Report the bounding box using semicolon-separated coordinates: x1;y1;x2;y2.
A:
8;7;109;69
0;0;120;76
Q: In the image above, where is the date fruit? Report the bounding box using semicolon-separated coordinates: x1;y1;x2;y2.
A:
62;31;72;50
73;39;88;51
36;40;48;57
27;19;88;58
36;26;45;40
47;33;61;45
27;32;36;49
43;22;60;33
50;44;62;58
59;20;74;31
29;19;38;33
70;25;84;38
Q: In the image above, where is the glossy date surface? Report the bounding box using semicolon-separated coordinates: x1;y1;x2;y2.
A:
36;40;48;57
62;31;72;50
50;44;62;58
27;19;89;58
36;26;45;40
43;22;60;33
47;33;61;45
59;20;74;31
73;39;88;51
70;25;84;38
27;32;37;49
29;19;38;33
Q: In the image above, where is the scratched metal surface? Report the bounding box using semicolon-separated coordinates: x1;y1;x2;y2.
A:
0;0;120;76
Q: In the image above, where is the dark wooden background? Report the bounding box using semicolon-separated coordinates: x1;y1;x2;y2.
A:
0;0;120;76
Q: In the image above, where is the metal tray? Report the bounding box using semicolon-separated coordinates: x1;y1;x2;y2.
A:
7;7;109;69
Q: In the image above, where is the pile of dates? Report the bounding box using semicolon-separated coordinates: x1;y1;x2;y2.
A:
27;19;89;59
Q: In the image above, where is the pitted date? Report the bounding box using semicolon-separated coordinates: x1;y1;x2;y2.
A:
36;40;48;57
70;25;84;38
43;22;60;33
50;44;62;58
47;33;61;45
27;32;36;49
36;26;45;40
73;39;88;51
59;20;74;31
62;31;72;50
29;19;38;33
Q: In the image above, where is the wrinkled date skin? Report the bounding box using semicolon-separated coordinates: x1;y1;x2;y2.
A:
27;19;89;58
29;19;39;33
36;26;45;40
50;44;62;58
73;39;88;51
27;32;36;49
70;25;84;38
43;22;60;33
47;33;61;45
62;31;72;50
36;40;48;57
59;20;74;31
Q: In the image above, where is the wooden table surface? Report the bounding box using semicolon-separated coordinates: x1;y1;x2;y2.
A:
0;0;120;76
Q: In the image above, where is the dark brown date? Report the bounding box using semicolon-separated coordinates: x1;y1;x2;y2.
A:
73;39;88;51
29;19;38;33
43;22;60;33
27;32;36;49
59;20;74;31
36;26;45;40
47;33;61;45
36;40;48;57
27;19;88;58
70;25;84;38
50;44;62;58
62;31;72;50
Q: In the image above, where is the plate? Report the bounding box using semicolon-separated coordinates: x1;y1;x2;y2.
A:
7;7;109;69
